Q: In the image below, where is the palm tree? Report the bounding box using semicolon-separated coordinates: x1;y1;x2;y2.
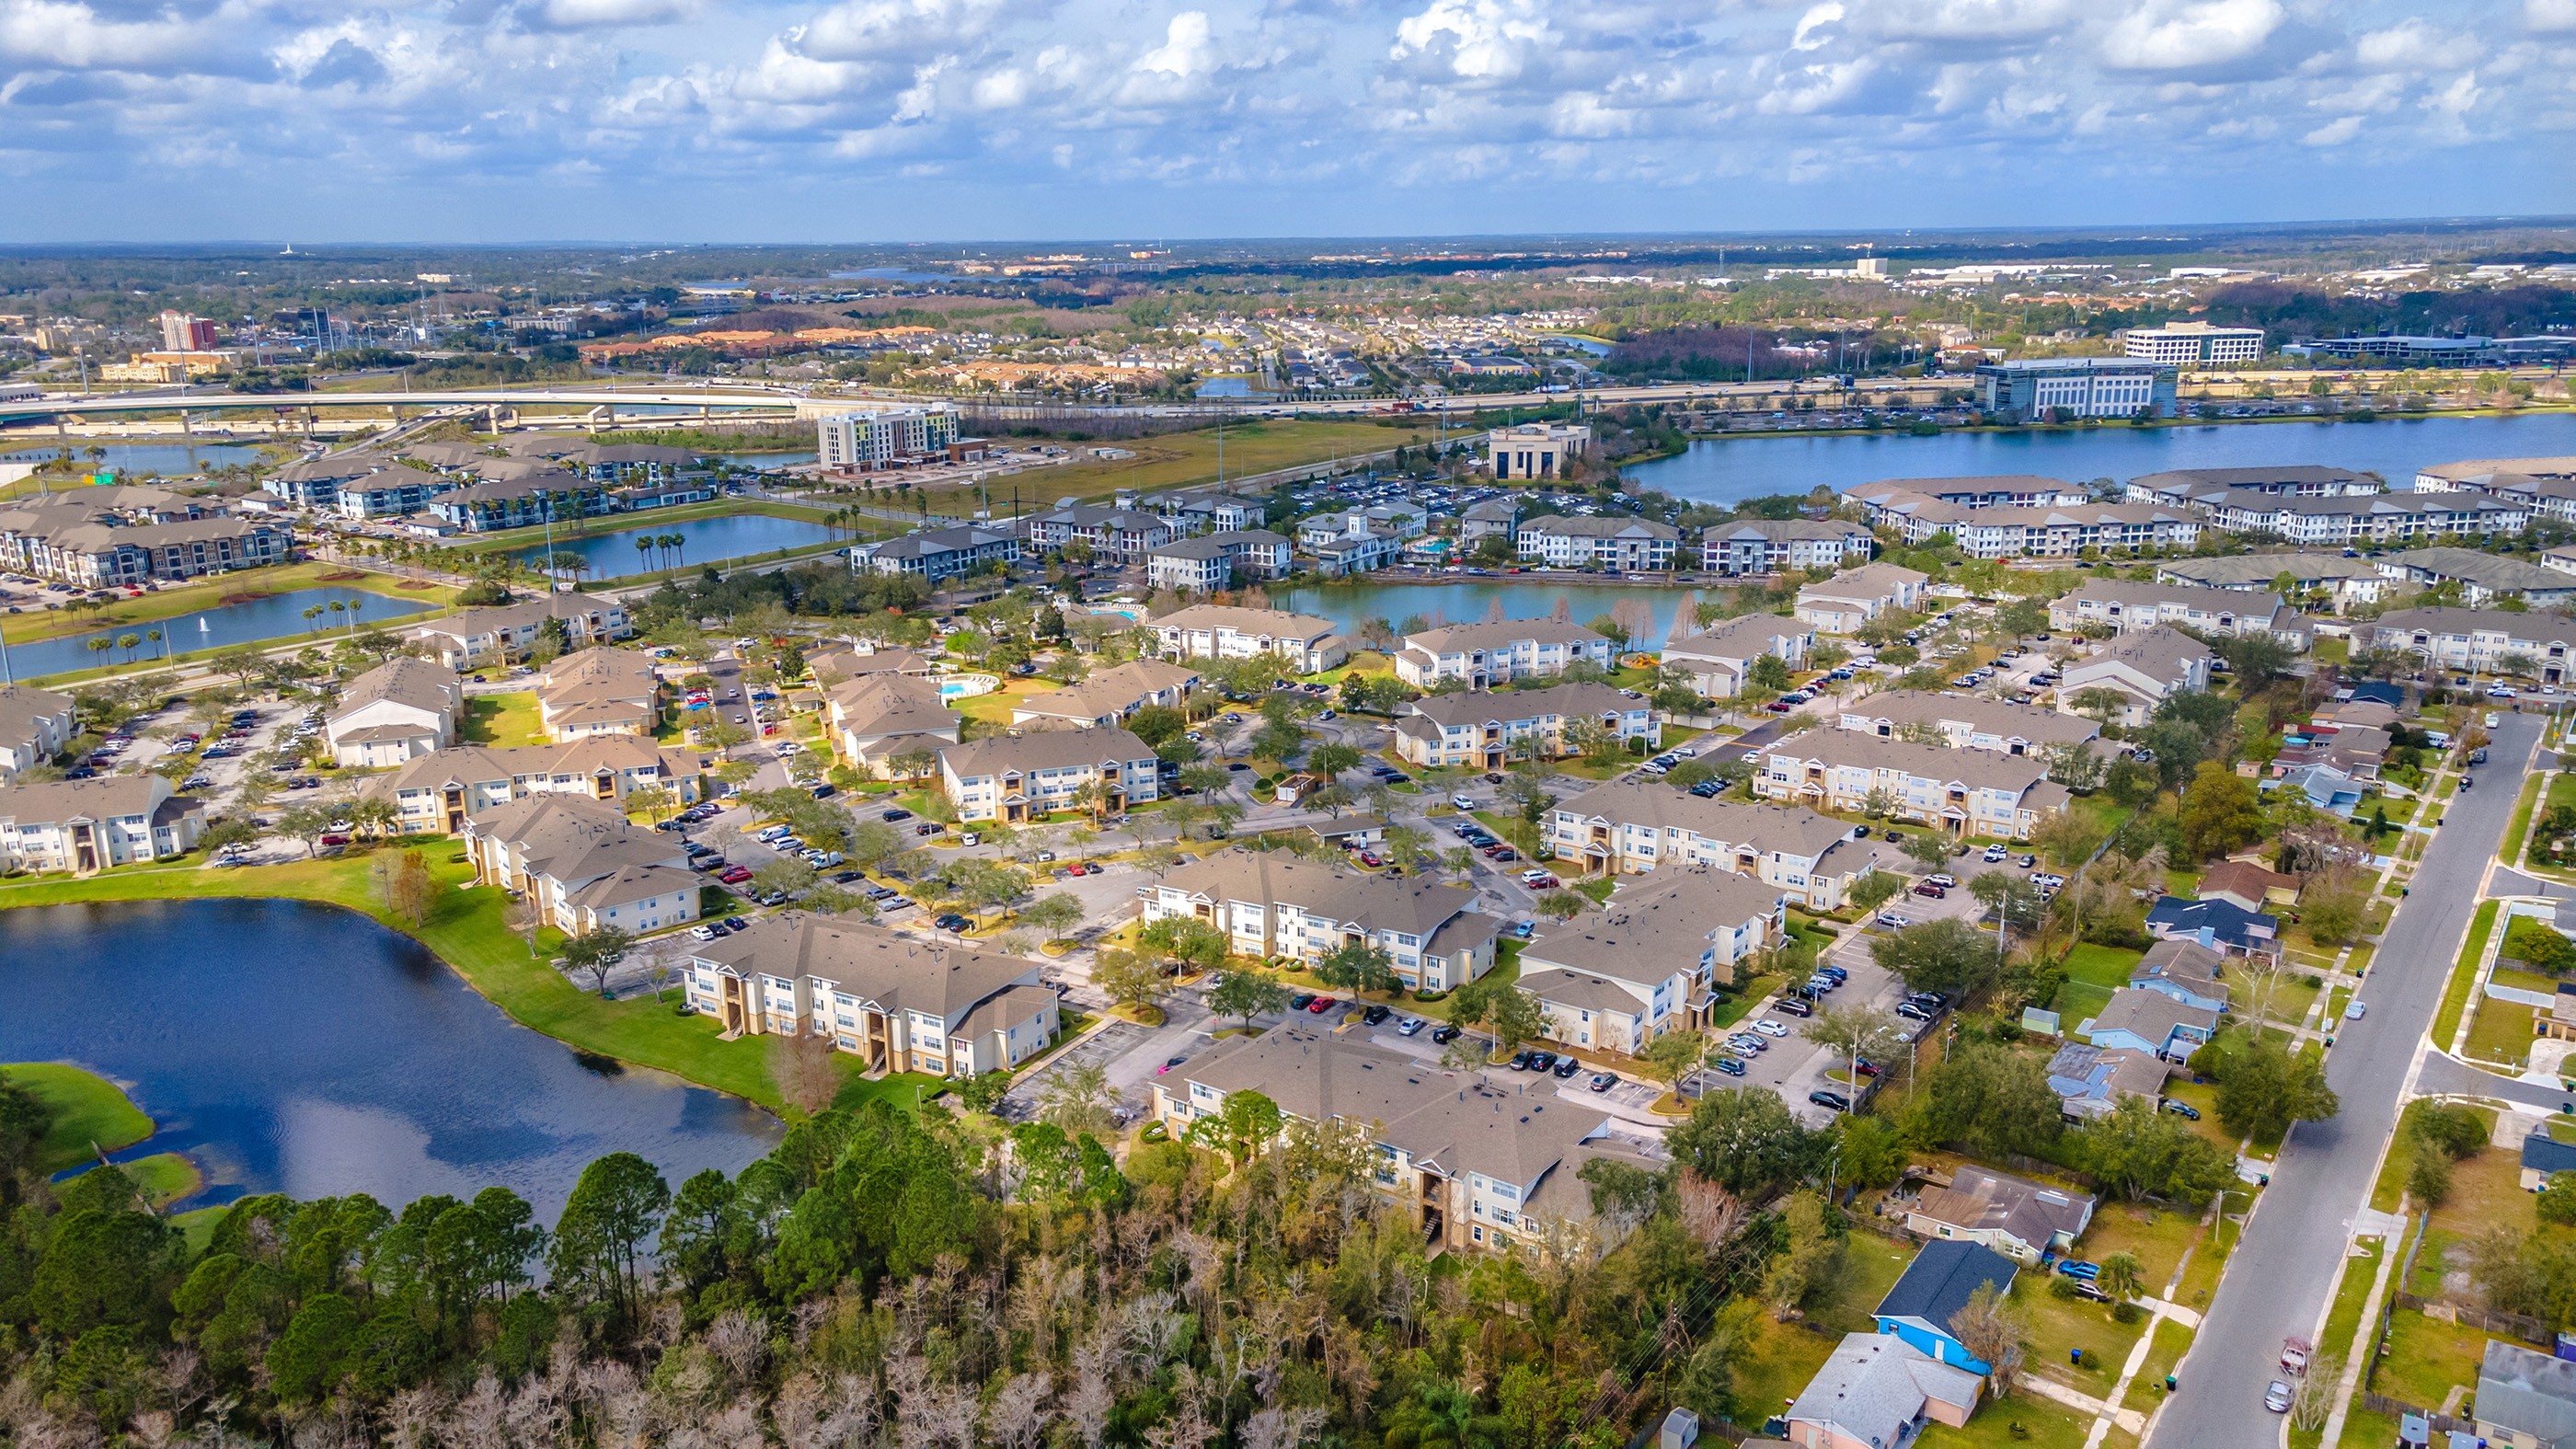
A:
329;600;347;631
86;637;113;667
636;536;654;575
116;632;140;662
302;603;325;633
347;597;365;634
145;628;164;660
665;532;685;572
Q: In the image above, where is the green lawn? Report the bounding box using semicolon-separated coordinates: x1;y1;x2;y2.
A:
0;561;458;645
2373;1306;2490;1414
1915;1394;2107;1449
2082;1202;2203;1295
2466;998;2537;1068
1727;1233;1915;1424
461;692;549;747
2432;900;2501;1048
0;847;800;1111
4;1062;154;1172
113;1151;205;1208
2053;943;2145;1024
2121;1317;2193;1414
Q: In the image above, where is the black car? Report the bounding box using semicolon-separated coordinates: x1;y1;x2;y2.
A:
1527;1051;1558;1073
881;809;913;822
1909;991;1950;1009
1431;1024;1462;1044
1551;1056;1581;1078
832;868;865;883
720;916;750;934
916;822;939;835
1289;993;1317;1011
1883;829;1903;842
1808;1089;1851;1112
935;914;972;932
1362;1004;1393;1025
1894;1002;1934;1022
1509;1051;1534;1070
810;784;837;799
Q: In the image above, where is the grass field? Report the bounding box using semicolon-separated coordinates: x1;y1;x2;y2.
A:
3;1062;155;1172
461;692;549;747
1916;1395;2107;1449
116;1151;205;1208
0;846;806;1111
1;561;458;645
2053;942;2145;1023
1727;1232;1914;1424
2433;900;2501;1048
926;418;1434;514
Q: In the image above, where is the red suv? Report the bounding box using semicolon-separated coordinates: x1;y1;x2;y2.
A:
1305;995;1339;1014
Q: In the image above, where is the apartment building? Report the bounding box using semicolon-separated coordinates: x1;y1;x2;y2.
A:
1487;421;1591;480
1846;487;2203;558
1009;659;1200;730
428;472;610;534
2153;552;2389;611
0;684;75;779
814;405;960;472
937;728;1160;823
1836;691;2099;757
1700;518;1874;576
535;647;663;741
368;737;704;834
2414;455;2576;494
1390;683;1657;769
1131;488;1265;535
1299;503;1427;544
1546;782;1895;910
461;795;697;935
2365;607;2576;683
1795;562;1930;633
333;466;452;521
1972;358;2177;420
852;523;1021;583
685;914;1056;1078
1847;477;2091;512
1659;614;1812;698
2046;580;2308;645
1394;618;1612;688
2056;627;2216;726
2126;466;2377;508
1308;528;1405;576
0;774;204;872
2371;547;2576;608
1752;729;2068;839
1143;850;1503;992
824;674;962;776
1027;504;1176;561
1512;514;1683;570
1153;604;1348;673
324;657;465;767
407;592;632;668
1144;529;1294;591
1151;1027;1653;1253
2122;321;2263;364
1516;867;1785;1052
262;455;384;509
1461;498;1521;545
0;492;293;585
2197;489;2527;545
805;645;935;684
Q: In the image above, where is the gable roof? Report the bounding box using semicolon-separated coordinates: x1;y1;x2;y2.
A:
1152;604;1340;640
1787;1334;1984;1449
1551;780;1869;863
1521;866;1783;991
1159;848;1480;938
1912;1164;2095;1247
1662;613;1807;665
1402;682;1641;730
2479;1340;2576;1443
2087;986;2220;1044
1798;560;1929;604
1011;659;1201;722
937;726;1156;778
1877;1240;2019;1332
696;913;1041;1021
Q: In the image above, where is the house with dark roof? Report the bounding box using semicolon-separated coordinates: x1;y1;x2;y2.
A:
1904;1165;2095;1263
2046;1042;2173;1121
1875;1241;2020;1373
852;523;1020;582
2146;894;2282;962
2521;1126;2576;1191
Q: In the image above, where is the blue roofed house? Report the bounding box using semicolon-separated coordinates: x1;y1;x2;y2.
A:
2046;1042;2173;1121
1875;1241;2021;1374
2146;894;2281;964
2265;761;2365;819
2522;1125;2576;1191
2126;937;2231;1014
2081;987;2221;1062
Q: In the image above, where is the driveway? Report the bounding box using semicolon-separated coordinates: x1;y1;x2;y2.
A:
2146;712;2544;1447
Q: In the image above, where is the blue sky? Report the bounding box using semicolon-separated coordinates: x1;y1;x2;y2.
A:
1;0;2570;243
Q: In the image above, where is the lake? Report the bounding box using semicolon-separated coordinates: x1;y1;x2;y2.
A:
0;898;780;1219
1624;411;2576;506
1;442;270;476
513;513;846;579
1277;580;1701;648
7;585;435;683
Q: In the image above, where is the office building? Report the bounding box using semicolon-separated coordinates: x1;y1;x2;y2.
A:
2122;321;2263;364
1486;422;1591;480
1972;359;2177;421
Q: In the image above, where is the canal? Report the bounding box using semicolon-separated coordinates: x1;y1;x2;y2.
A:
514;512;847;579
0;898;780;1219
1623;411;2576;506
0;442;270;476
7;585;435;683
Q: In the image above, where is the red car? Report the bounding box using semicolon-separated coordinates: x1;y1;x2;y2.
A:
1358;852;1384;868
719;867;753;884
1305;995;1338;1014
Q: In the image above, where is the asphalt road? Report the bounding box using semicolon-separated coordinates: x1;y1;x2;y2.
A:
2148;711;2544;1446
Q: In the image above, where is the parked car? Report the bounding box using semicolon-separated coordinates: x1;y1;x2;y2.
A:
1363;1004;1393;1025
2161;1098;2202;1120
1552;1056;1581;1078
1431;1024;1462;1044
1305;995;1338;1014
1808;1089;1851;1112
1288;993;1317;1012
1396;1016;1426;1036
1589;1073;1617;1091
1775;996;1814;1018
2264;1381;2294;1414
1712;1057;1746;1077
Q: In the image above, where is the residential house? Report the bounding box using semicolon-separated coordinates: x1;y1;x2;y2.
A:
2198;860;2300;915
1009;659;1200;730
2045;1043;2173;1121
2127;937;2231;1014
2154;551;2389;612
1836;691;2099;758
2519;1126;2576;1191
1752;729;2069;839
1700;518;1874;576
684;914;1056;1078
2366;607;2576;685
824;675;962;776
2271;724;2390;784
2474;1340;2576;1449
1390;683;1657;769
1144;529;1294;592
1144;849;1503;992
534;648;663;741
1660;615;1812;698
1546;782;1899;910
1874;1241;2021;1373
937;728;1160;823
0;775;204;872
1515;868;1785;1052
1153;605;1348;674
1782;1334;1984;1449
0;684;75;778
2082;987;2220;1060
324;657;465;767
2056;627;2216;728
407;592;633;669
1149;1026;1656;1253
2047;579;2308;646
1513;514;1683;570
463;794;696;935
851;523;1021;583
2146;893;2282;962
1904;1164;2096;1262
367;738;705;835
1794;562;1930;633
2373;547;2576;609
1394;619;1613;688
2267;762;2366;819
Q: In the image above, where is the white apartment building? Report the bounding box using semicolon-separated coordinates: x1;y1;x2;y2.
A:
325;657;465;767
1752;729;2068;839
0;684;75;779
1513;515;1682;570
2046;581;2307;646
368;738;705;835
2366;608;2576;684
1390;683;1658;769
1152;604;1348;673
1144;529;1293;591
1394;619;1613;688
1517;868;1784;1052
406;592;633;668
2122;322;2264;364
462;794;698;935
2056;627;2216;727
1794;562;1930;633
937;728;1161;823
1545;782;1892;910
1700;519;1875;576
1659;613;1813;698
1835;691;2100;758
2198;490;2528;546
1142;849;1502;992
0;775;203;872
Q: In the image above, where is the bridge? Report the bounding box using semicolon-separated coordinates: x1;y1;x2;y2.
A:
0;385;811;426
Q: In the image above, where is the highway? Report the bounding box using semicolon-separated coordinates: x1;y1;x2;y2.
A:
2146;711;2545;1446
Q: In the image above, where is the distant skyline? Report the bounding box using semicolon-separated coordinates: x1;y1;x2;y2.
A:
3;0;2570;244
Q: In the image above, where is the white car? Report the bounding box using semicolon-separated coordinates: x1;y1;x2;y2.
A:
2345;998;2367;1020
1452;793;1477;811
1753;1018;1790;1038
1876;912;1911;929
689;925;718;941
1397;1016;1426;1036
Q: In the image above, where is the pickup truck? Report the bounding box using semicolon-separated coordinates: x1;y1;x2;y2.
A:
2281;1336;2311;1375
